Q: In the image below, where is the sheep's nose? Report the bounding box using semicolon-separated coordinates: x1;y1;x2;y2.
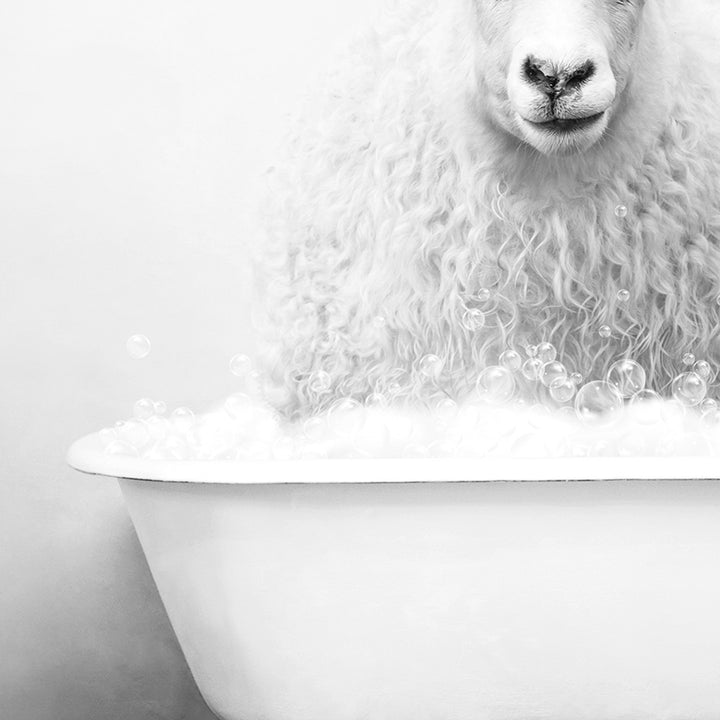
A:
522;56;596;99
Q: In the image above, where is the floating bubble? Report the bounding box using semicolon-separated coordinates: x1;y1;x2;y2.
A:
521;358;543;381
229;353;252;377
617;289;630;303
549;377;576;403
153;400;167;416
539;360;567;387
629;389;662;425
171;406;195;432
682;352;696;367
606;359;646;398
499;349;523;372
694;360;713;381
372;316;386;329
526;345;538;358
574;381;623;426
672;372;707;406
127;334;151;359
476;288;491;303
133;398;155;421
598;325;612;339
570;372;583;385
308;370;332;394
461;308;485;332
614;204;628;218
537;342;557;363
418;354;443;381
476;366;516;405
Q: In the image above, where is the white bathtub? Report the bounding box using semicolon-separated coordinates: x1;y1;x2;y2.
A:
68;432;720;720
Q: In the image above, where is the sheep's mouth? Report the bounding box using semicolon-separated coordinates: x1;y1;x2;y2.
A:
526;112;605;133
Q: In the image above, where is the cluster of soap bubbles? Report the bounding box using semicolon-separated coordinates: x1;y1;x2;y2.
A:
105;339;720;461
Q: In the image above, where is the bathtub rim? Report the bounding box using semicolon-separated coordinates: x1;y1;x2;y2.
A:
67;431;720;484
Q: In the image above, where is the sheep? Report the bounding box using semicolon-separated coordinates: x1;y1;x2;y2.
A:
252;0;720;420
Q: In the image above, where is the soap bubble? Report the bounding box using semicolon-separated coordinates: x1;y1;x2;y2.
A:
539;360;567;387
614;205;628;218
434;397;459;426
526;345;538;358
147;437;191;461
694;360;713;381
549;377;576;403
574;381;623;426
302;415;327;443
617;289;630;303
229;353;252;377
570;372;583;385
606;359;646;398
671;372;707;407
171;406;195;432
537;342;557;363
372;315;386;329
133;398;155;420
418;354;444;381
521;358;543;381
144;416;171;442
308;370;332;394
629;389;662;424
327;398;364;438
461;308;485;331
598;325;612;339
224;392;255;425
499;349;523;372
700;398;718;413
116;419;151;448
682;352;696;367
476;366;516;404
476;288;491;303
153;400;167;416
365;392;388;408
105;439;139;457
126;334;151;359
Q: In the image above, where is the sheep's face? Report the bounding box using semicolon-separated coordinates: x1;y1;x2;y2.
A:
472;0;645;156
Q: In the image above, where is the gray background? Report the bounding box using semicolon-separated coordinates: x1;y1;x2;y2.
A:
0;0;385;717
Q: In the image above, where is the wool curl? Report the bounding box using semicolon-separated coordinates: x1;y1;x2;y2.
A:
251;0;720;421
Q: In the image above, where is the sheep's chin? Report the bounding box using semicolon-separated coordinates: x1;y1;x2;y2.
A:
514;111;609;156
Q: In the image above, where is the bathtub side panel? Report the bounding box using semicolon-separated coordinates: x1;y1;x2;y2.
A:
120;478;720;720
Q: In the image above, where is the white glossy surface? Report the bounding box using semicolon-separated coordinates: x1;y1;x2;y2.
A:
119;477;720;720
69;435;720;719
68;431;720;484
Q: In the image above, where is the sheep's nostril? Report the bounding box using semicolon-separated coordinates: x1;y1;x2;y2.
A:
522;56;597;98
566;60;595;87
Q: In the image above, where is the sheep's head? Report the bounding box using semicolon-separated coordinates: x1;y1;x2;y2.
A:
471;0;646;156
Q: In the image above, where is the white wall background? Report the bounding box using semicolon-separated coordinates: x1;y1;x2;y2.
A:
0;0;387;717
